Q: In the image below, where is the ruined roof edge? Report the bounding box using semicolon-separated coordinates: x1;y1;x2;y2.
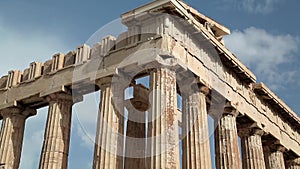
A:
121;0;256;83
253;83;300;124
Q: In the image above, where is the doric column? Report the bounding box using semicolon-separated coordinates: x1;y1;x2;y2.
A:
93;78;124;169
39;93;73;169
239;127;266;169
147;68;180;169
215;105;241;169
0;108;36;169
263;144;286;169
182;86;212;169
286;157;300;169
124;104;146;169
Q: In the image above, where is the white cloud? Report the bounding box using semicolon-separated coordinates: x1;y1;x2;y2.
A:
241;0;280;13
220;0;280;14
224;27;299;90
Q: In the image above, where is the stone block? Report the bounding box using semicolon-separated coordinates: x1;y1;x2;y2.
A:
90;42;101;58
6;70;22;88
116;32;128;49
29;62;43;79
43;60;52;75
51;53;65;71
0;76;8;89
75;44;91;64
64;51;76;67
128;26;141;44
22;68;30;81
101;35;116;56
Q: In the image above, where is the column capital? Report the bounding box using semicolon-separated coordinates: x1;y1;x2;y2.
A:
271;144;286;153
45;92;83;104
223;102;239;117
238;122;264;137
264;144;286;153
46;92;75;103
200;85;210;96
239;127;264;137
252;128;264;136
96;75;131;87
180;84;210;98
0;107;36;118
21;108;37;118
95;77;112;89
286;157;300;166
0;107;22;116
150;67;176;74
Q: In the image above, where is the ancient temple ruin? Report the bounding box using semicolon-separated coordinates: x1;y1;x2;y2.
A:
0;0;299;168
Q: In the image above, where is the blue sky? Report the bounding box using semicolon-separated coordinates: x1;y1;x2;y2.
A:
0;0;300;168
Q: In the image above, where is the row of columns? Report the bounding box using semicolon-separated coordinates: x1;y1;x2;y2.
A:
0;67;299;169
0;92;74;169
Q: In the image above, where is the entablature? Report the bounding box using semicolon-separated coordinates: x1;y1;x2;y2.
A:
253;83;300;128
121;0;256;84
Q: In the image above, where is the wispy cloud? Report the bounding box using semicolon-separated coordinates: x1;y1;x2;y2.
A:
220;0;280;14
224;27;299;90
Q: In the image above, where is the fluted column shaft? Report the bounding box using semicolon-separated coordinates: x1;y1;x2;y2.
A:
286;157;300;169
147;68;180;169
124;106;146;169
182;88;212;169
215;110;241;169
263;145;286;169
0;108;35;169
239;128;265;169
93;79;124;169
39;93;73;169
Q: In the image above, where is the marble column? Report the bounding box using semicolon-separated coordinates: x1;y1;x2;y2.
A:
239;128;265;169
124;105;146;169
39;93;73;169
93;79;124;169
215;107;241;169
182;86;212;169
286;157;300;169
0;108;36;169
263;145;286;169
147;68;180;169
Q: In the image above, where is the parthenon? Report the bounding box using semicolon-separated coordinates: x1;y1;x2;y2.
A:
0;0;299;169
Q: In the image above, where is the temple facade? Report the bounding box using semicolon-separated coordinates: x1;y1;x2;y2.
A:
0;0;299;168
